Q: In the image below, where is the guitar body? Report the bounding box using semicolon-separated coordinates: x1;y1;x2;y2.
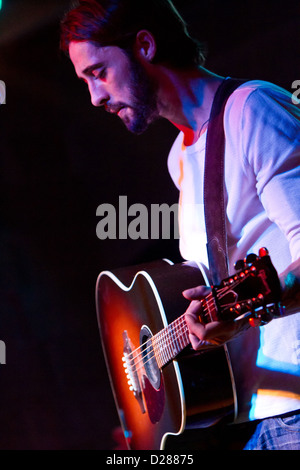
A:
96;260;236;450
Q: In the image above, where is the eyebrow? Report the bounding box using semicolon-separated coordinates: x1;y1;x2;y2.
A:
82;61;105;76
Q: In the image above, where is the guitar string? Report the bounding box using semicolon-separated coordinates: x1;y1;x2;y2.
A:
126;293;241;376
124;281;240;374
129;295;239;374
123;279;245;375
134;270;257;377
127;280;238;363
125;316;190;374
123;311;190;374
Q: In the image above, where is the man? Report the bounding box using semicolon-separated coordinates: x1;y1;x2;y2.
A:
60;0;300;449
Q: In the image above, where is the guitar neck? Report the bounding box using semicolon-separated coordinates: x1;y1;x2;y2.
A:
151;314;190;369
151;290;219;368
144;250;282;371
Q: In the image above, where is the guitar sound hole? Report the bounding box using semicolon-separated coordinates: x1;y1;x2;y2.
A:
140;326;161;390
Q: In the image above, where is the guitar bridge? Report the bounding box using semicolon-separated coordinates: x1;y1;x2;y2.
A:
122;330;146;414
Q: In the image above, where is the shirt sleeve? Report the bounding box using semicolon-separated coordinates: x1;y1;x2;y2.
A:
238;84;300;261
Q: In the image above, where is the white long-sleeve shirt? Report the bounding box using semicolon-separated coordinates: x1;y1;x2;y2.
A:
167;79;300;422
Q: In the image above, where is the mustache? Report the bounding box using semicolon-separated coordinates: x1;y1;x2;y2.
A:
105;102;128;114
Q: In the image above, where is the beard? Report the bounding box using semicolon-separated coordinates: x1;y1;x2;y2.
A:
115;53;160;134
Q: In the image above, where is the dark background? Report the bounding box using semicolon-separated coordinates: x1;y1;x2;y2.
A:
0;0;299;450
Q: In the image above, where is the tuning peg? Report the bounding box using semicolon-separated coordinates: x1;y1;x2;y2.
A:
258;247;269;257
246;253;258;265
229;303;240;313
249;316;261;328
234;259;245;271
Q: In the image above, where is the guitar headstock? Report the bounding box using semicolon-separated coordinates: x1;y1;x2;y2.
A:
215;248;285;326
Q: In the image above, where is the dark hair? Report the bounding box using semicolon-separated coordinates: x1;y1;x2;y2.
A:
60;0;206;68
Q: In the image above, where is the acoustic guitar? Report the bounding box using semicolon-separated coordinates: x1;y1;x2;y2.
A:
95;248;282;450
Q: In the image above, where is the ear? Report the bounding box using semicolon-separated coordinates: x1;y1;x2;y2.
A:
134;30;156;62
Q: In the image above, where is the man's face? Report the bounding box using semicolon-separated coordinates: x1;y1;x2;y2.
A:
69;41;159;134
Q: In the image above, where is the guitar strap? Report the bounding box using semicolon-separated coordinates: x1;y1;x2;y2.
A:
204;78;247;285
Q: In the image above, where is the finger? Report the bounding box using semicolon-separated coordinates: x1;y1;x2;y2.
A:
185;311;206;337
185;312;239;347
187;320;222;348
189;333;215;350
182;285;211;300
185;299;204;318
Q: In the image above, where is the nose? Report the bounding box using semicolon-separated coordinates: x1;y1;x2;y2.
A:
89;81;109;107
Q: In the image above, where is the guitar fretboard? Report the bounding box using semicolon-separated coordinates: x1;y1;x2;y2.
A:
151;315;190;369
150;291;218;369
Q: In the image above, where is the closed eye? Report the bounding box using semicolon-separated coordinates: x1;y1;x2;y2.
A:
93;68;107;80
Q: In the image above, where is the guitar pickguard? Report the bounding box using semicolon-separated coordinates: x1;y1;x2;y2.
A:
142;374;165;424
